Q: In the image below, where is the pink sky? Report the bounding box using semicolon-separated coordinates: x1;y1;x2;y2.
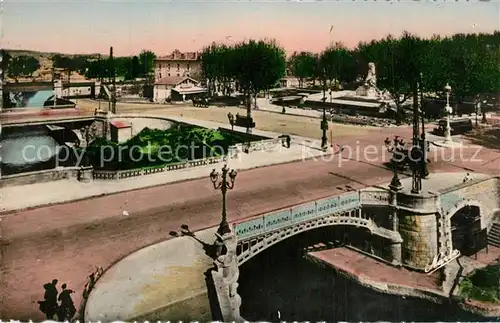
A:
3;1;499;56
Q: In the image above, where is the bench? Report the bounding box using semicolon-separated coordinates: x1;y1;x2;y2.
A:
433;118;473;136
235;115;255;128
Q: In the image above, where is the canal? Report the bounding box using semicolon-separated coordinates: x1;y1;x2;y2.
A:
1;126;76;175
238;227;488;322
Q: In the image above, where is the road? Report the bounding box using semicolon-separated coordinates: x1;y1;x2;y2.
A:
1;152;470;320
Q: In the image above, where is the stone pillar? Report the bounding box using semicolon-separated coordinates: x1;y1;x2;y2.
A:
105;111;112;141
397;193;440;270
54;80;63;98
212;229;242;322
78;166;93;182
389;189;402;265
94;81;101;99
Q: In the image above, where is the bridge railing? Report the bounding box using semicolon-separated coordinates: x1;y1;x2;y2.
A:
234;191;362;241
93;156;225;180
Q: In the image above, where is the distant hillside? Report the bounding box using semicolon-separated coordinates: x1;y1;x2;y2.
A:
5;49;105;58
3;49;106;83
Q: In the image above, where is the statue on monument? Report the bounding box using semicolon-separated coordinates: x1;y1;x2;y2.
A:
355;62;380;98
364;62;377;88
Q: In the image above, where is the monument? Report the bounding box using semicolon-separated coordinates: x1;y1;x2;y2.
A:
355;62;379;98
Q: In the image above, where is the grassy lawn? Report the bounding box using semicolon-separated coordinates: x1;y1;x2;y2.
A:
459;263;500;303
86;125;253;170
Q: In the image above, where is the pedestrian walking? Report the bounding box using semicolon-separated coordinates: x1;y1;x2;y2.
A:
57;283;76;321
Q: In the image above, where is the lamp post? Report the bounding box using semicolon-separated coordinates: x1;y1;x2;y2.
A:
321;95;328;150
210;165;237;236
475;95;480;127
480;100;487;124
443;83;453;144
419;74;429;178
384;136;404;191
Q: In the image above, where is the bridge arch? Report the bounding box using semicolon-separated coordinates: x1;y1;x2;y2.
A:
446;200;482;222
446;201;482;256
236;208;385;265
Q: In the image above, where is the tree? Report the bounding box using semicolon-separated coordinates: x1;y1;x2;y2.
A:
289;51;316;88
200;42;237;96
52;54;77;83
232;39;286;133
7;55;40;82
200;42;220;95
138;50;156;79
1;49;12;75
129;56;141;80
357;32;424;124
440;33;500;106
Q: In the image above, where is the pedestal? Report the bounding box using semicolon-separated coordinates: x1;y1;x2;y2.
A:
390;242;402;265
78;166;93;183
433;140;463;148
212;229;242;322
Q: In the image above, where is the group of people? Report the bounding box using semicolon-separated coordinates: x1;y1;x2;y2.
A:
38;279;76;321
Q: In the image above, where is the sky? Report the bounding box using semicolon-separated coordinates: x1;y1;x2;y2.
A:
2;0;499;56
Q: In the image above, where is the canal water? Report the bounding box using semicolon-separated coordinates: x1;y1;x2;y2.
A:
6;90;54;108
1;126;73;175
238;227;490;322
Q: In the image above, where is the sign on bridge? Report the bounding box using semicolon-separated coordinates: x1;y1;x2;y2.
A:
234;191;361;240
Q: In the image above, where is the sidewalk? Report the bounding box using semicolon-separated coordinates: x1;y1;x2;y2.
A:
85;226;217;321
0;141;329;213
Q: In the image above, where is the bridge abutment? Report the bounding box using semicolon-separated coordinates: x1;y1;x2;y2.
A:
396;192;440;270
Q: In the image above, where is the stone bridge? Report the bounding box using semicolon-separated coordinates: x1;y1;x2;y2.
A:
232;173;500;269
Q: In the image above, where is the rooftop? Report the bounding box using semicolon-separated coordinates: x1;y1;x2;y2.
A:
154;76;198;86
156;50;200;61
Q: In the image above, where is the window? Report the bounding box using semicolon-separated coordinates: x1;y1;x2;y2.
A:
159;73;162;79
187;63;190;71
167;64;171;69
168;73;171;76
186;73;190;77
177;63;180;70
177;73;180;77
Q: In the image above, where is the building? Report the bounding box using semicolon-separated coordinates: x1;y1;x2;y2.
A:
154;50;202;82
153;76;206;103
279;76;300;88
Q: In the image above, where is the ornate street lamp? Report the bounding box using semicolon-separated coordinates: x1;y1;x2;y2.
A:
320;69;329;150
321;96;328;150
419;74;429;179
475;95;480;127
443;83;453;144
384;136;404;191
210;165;237;236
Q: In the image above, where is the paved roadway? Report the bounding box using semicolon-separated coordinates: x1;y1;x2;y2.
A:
1;152;471;319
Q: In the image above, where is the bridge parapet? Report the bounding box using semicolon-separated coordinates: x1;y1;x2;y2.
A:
234;191;361;242
233;190;406;265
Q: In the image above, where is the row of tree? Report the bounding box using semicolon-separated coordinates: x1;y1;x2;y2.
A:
199;32;498;125
201;39;287;103
0;51;40;82
201;39;287;132
288;31;499;111
82;50;156;81
1;49;157;82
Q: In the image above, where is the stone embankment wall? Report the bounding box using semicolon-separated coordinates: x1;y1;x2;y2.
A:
0;167;80;188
